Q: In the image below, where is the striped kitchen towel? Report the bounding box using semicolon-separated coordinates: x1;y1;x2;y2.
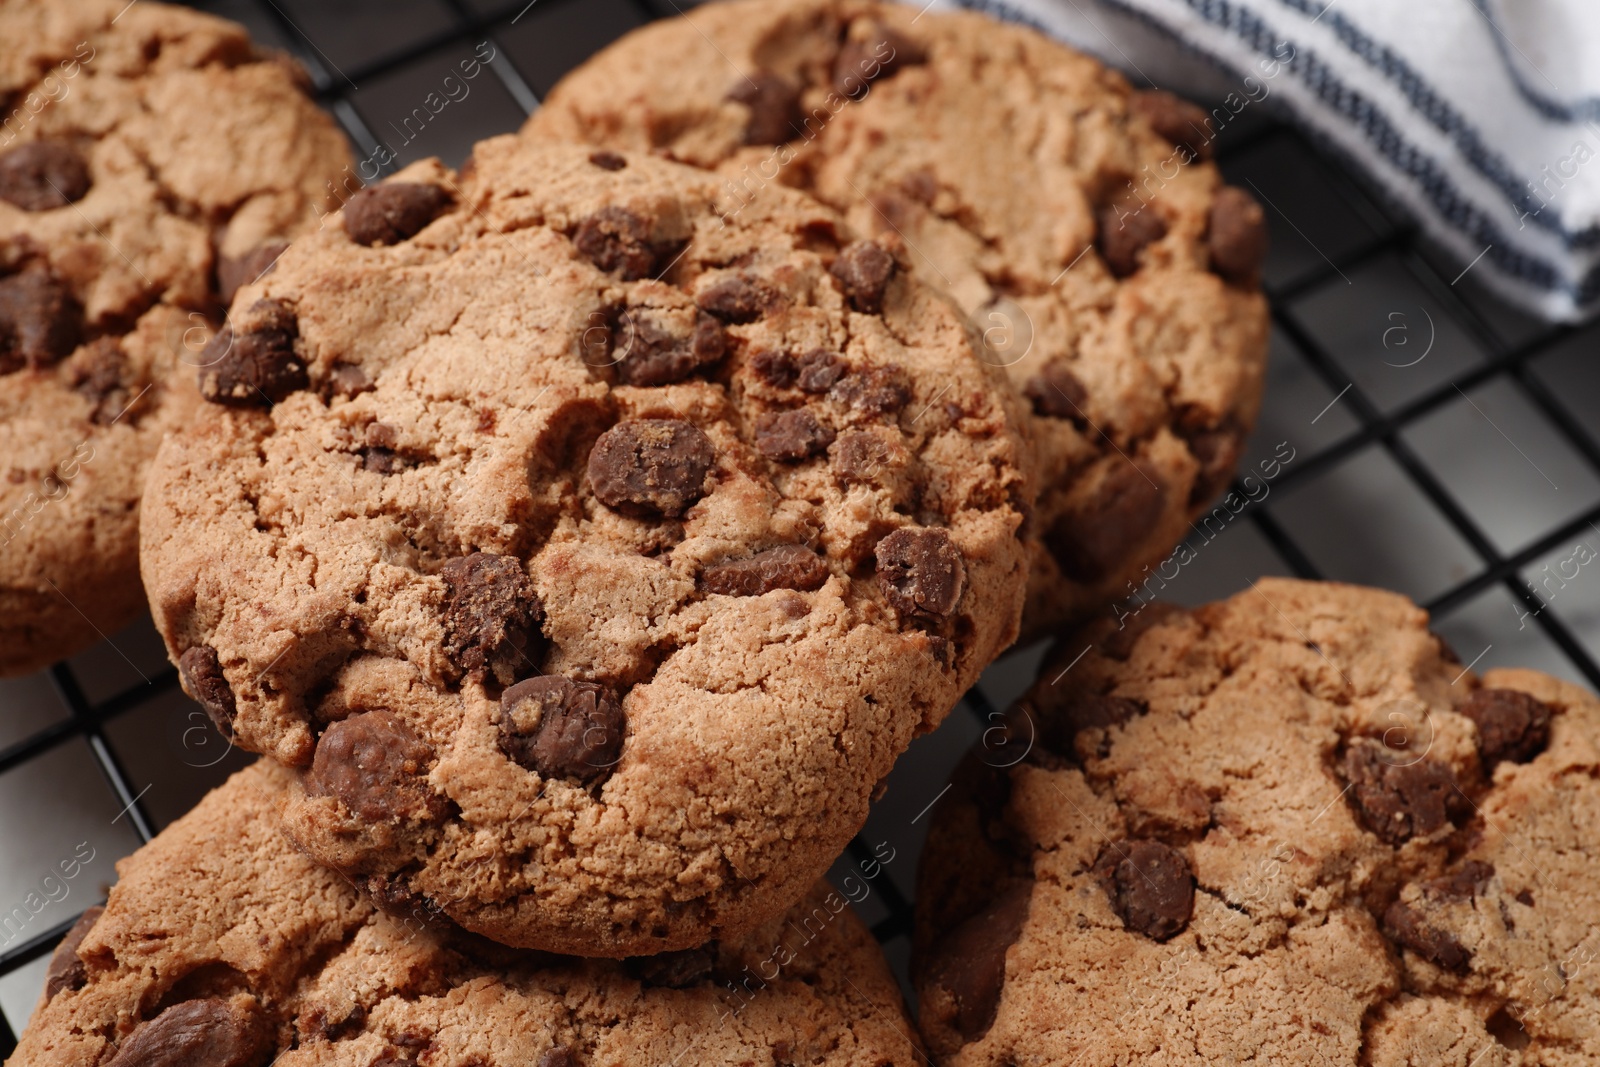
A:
929;0;1600;323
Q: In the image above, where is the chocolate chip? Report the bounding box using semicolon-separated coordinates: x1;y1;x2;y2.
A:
1431;860;1495;900
343;182;452;246
615;307;726;387
830;363;910;416
440;552;543;684
588;150;628;171
696;273;777;323
833;22;927;99
755;409;834;462
728;70;803;145
750;349;796;388
103;998;268;1067
197;298;307;406
923;883;1031;1042
1208;186;1268;285
326;362;373;400
0;141;91;211
1384;899;1471;973
573;206;676;281
588;419;715;517
499;676;626;784
308;711;446;822
702;545;828;596
1180;421;1244;505
1130;89;1214;162
1341;740;1470;845
876;527;965;617
179;645;238;740
70;338;134;425
626;945;715;988
1097;202;1167;278
1459;688;1552;767
1023;360;1088;422
1046;461;1167;583
0;262;80;372
44;905;102;1000
216;240;288;306
537;1048;577;1067
797;348;845;393
1095;840;1194;941
830;430;894;485
830;240;896;313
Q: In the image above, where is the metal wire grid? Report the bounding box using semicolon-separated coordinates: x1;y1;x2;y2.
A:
3;0;1600;1052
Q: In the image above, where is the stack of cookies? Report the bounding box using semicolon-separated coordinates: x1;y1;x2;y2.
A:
7;2;1596;1066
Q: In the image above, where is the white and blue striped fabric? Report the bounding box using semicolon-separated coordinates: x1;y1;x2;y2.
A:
926;0;1600;323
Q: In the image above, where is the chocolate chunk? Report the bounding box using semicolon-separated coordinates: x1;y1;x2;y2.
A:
1097;202;1168;278
1130;89;1214;161
1459;688;1552;767
702;545;828;596
216;240;288;306
197;298;307;406
103;998;267;1067
756;409;834;462
830;363;910;416
588;150;628;171
924;883;1031;1042
326;362;372;400
343;182;452;246
44;905;103;1001
1046;461;1167;583
308;710;445;822
728;71;804;145
615;307;726;386
876;527;966;617
797;348;846;393
1094;840;1194;941
440;552;543;684
499;676;626;784
696;272;777;323
833;22;927;99
588;419;715;517
537;1048;577;1067
750;349;797;388
1208;186;1268;285
626;945;715;988
0;140;91;211
0;262;80;372
1431;860;1495;900
178;645;238;740
572;206;676;281
1180;421;1244;505
830;240;896;313
70;338;134;425
1342;740;1469;845
1384;899;1471;973
831;430;894;485
1023;360;1088;422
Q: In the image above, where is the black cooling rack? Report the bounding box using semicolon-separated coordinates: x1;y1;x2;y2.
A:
5;0;1600;1050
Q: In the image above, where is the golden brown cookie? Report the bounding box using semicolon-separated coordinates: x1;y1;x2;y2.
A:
525;0;1270;636
11;762;924;1067
0;0;352;675
139;137;1031;955
913;579;1600;1065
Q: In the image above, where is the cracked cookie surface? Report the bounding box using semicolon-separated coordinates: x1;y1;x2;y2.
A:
0;0;351;675
524;0;1269;636
912;578;1600;1066
10;762;923;1067
139;138;1030;955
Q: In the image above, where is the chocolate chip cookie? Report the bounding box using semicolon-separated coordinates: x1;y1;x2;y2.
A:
11;762;923;1067
139;138;1031;955
525;0;1270;636
0;0;351;675
913;579;1600;1065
